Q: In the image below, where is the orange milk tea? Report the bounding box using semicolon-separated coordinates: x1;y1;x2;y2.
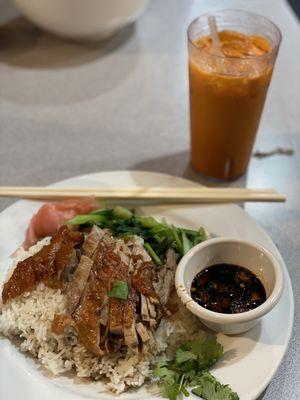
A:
189;30;273;180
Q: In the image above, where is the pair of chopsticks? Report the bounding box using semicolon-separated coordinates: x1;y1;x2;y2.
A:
0;186;286;203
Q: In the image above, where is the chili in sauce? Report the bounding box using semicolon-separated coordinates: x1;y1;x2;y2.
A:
191;264;266;314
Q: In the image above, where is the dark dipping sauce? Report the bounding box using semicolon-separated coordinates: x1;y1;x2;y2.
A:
191;264;266;314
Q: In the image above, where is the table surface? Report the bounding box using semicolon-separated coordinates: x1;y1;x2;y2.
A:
0;0;299;398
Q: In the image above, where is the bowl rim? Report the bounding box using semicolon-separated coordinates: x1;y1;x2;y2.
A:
175;237;284;325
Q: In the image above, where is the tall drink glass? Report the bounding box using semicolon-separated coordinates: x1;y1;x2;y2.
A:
188;10;281;181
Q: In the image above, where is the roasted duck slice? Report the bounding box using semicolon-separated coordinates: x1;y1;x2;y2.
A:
2;226;83;303
82;225;105;257
67;255;94;314
72;242;112;356
123;288;139;350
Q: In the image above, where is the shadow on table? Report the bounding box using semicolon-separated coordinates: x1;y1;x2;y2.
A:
0;16;139;105
0;16;136;69
131;150;249;188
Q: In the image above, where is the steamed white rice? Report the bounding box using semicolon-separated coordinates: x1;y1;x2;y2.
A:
0;239;202;394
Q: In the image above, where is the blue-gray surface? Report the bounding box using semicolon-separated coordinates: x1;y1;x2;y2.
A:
0;0;299;399
288;0;300;18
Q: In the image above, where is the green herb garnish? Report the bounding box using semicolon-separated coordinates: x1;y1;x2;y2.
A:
67;206;206;265
154;334;239;400
107;280;129;300
192;372;239;400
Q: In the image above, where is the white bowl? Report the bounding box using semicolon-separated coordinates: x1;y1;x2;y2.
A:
12;0;149;41
175;238;284;334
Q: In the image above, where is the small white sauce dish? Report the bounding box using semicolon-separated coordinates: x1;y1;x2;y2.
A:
175;237;283;335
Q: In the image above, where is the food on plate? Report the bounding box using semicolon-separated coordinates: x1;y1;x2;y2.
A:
154;333;239;400
23;197;99;249
191;264;266;314
67;205;207;265
0;203;239;399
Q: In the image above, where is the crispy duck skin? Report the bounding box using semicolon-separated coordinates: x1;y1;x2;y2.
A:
72;239;132;356
123;300;139;350
72;242;111;356
6;222;166;357
2;226;83;303
131;261;158;299
109;297;124;335
45;243;76;288
123;288;139;349
107;251;130;336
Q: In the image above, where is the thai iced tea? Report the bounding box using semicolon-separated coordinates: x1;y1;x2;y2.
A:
188;12;281;180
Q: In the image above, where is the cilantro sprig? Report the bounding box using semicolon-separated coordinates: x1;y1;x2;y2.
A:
154;334;239;400
192;373;240;400
68;206;206;265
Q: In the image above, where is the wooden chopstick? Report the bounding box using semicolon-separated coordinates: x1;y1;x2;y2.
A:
0;186;286;203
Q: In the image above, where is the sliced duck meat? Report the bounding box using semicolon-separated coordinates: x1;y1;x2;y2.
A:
72;242;111;356
146;297;157;319
132;261;158;299
115;239;132;266
106;245;131;337
82;225;105;257
149;318;157;329
128;258;134;273
154;248;177;306
136;322;151;343
123;298;138;350
5;217;179;359
101;233;115;248
141;329;156;355
60;249;78;283
45;243;76;288
2;226;83;303
140;293;150;322
109;298;124;335
67;255;94;314
129;236;152;262
99;297;109;326
72;236;130;355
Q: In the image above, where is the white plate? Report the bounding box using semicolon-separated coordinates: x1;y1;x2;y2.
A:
0;171;294;400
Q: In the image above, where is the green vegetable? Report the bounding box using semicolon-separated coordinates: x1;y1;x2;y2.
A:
112;206;133;220
67;206;206;265
154;365;181;400
188;335;223;370
192;372;239;400
175;348;197;364
171;225;183;256
154;334;239;400
181;230;192;255
68;213;107;225
144;242;163;266
107;280;129;300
